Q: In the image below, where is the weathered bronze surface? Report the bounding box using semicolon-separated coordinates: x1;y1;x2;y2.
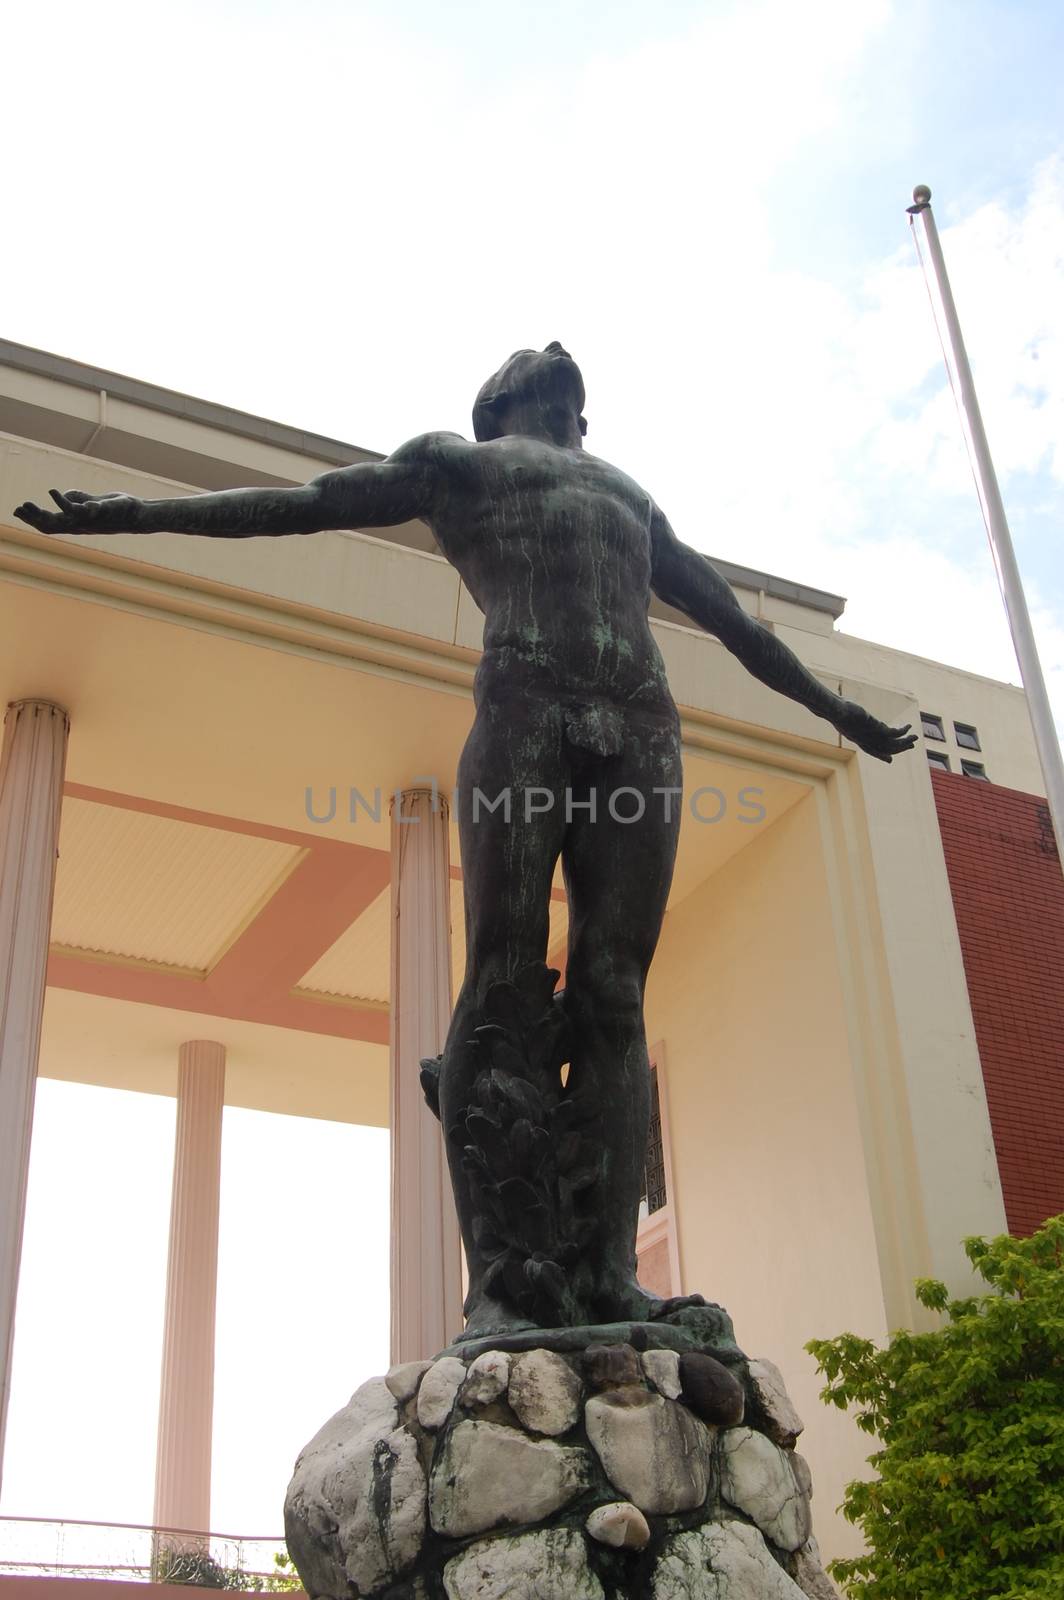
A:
15;345;915;1341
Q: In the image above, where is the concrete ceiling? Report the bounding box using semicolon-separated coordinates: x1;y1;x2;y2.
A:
3;539;811;1126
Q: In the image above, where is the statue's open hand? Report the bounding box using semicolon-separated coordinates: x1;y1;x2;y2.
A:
14;489;141;535
834;700;917;763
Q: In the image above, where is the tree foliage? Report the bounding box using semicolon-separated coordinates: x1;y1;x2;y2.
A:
156;1545;301;1591
806;1214;1064;1600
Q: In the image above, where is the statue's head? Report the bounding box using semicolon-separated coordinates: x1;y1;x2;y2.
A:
473;343;587;444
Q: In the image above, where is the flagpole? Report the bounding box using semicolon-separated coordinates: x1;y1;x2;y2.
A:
907;183;1064;863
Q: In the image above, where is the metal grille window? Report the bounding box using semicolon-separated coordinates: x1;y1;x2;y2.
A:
955;722;981;750
921;712;946;741
642;1064;668;1215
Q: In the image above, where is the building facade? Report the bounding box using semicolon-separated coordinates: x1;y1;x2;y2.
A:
0;338;1059;1579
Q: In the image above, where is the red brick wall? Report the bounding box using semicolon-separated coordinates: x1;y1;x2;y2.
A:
931;770;1064;1236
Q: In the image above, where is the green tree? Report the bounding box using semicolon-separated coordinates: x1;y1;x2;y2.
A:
155;1545;301;1592
806;1213;1064;1600
262;1551;303;1593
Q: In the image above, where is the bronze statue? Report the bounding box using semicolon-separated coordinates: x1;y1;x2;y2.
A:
16;345;915;1342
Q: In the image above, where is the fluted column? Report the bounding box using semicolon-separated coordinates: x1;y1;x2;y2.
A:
389;788;463;1363
153;1041;225;1543
0;699;69;1490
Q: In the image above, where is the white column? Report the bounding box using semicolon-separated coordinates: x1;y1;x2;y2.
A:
0;699;69;1490
389;788;464;1364
153;1041;225;1542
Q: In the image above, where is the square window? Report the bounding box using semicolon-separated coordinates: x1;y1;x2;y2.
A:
927;751;951;772
961;760;989;780
955;722;981;750
921;713;945;741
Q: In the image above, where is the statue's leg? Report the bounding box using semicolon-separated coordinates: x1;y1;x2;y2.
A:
440;698;567;1332
561;712;682;1323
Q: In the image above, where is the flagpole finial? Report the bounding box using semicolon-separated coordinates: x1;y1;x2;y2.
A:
907;184;932;216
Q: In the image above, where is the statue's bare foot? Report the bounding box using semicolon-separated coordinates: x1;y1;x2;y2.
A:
648;1292;714;1320
455;1294;540;1344
599;1279;716;1324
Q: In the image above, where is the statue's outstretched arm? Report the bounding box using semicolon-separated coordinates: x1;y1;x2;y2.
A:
650;509;916;763
12;435;442;539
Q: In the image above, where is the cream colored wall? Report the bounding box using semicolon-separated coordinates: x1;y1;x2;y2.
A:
39;988;389;1126
0;358;378;486
645;789;887;1561
0;434;460;652
1;433;1010;1279
2;434;1011;1278
0;400;1017;1271
835;677;1008;1302
0;354;1040;801
644;714;1011;1554
0;435;861;791
5;427;1036;794
780;622;1042;796
0;357;1037;1557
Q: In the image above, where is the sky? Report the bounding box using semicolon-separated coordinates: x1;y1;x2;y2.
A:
3;1083;389;1540
2;0;1062;1546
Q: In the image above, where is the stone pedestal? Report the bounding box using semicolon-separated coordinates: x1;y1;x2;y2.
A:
285;1334;840;1599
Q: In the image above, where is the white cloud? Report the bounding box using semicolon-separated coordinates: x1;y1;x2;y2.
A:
2;0;896;448
866;159;1064;490
617;156;1064;732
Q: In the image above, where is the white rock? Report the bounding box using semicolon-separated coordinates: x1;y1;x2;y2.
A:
303;1375;399;1455
459;1349;511;1409
586;1500;652;1550
791;1452;813;1501
417;1355;468;1430
719;1428;812;1552
508;1348;583;1435
642;1348;682;1399
653;1520;807;1599
444;1527;604;1600
386;1359;433;1403
748;1358;804;1448
284;1378;426;1598
341;1426;425;1593
429;1419;590;1537
585;1390;711;1514
792;1536;841;1599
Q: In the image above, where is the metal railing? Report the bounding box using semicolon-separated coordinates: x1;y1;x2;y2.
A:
0;1516;298;1589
